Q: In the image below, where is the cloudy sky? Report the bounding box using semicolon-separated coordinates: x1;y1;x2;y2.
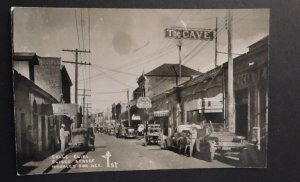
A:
13;8;269;113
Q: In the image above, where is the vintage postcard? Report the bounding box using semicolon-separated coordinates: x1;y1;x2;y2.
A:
12;7;269;175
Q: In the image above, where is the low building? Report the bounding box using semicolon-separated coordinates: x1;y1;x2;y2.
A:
14;70;59;164
129;64;201;131
13;52;76;167
150;36;269;158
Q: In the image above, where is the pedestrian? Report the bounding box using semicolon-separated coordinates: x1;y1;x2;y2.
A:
25;125;34;160
195;120;208;152
70;120;76;134
59;124;66;154
188;123;198;157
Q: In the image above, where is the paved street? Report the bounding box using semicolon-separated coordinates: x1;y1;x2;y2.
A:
21;133;238;175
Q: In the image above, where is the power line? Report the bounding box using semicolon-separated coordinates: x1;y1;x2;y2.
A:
81;10;185;81
80;9;85;51
74;9;81;50
91;66;135;88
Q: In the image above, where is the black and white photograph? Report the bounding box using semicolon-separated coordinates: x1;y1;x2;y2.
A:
12;7;269;175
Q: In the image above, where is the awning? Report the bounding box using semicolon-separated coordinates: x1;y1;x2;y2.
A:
153;110;170;117
42;103;78;116
132;114;141;120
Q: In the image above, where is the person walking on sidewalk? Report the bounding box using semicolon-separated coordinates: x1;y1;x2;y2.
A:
188;123;198;157
59;124;66;154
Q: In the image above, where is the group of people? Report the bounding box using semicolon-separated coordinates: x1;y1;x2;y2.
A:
185;121;212;157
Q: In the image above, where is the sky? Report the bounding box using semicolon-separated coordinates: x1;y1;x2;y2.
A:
13;8;269;113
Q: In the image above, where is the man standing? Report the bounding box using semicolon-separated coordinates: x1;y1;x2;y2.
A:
70;120;76;134
189;123;198;157
59;124;66;154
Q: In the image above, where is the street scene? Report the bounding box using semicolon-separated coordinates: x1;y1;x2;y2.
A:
12;8;269;175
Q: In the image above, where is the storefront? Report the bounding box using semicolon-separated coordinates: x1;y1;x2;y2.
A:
153;110;170;136
233;36;268;154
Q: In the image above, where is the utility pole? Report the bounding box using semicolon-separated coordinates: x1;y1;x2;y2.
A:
127;89;131;128
62;49;91;104
227;10;236;133
78;88;91;126
176;39;182;84
215;17;218;67
86;103;92;125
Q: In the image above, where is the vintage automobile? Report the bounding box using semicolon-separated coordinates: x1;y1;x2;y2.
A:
125;128;137;139
116;125;127;138
197;121;246;162
107;126;116;136
68;127;95;152
163;124;201;154
146;124;161;145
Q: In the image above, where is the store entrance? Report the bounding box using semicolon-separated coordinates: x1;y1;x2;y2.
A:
235;89;248;139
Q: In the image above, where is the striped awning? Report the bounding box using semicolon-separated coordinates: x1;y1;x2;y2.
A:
153;110;170;117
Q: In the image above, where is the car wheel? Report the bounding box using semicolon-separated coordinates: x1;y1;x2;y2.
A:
178;141;184;154
208;151;215;162
164;140;168;150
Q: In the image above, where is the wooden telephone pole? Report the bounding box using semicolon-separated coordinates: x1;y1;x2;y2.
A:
62;49;91;104
127;89;131;128
79;88;91;126
227;10;236;133
215;17;218;67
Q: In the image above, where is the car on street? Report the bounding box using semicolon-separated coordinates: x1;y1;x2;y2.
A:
125;128;137;139
196;121;246;162
163;124;201;155
145;124;161;145
107;126;116;136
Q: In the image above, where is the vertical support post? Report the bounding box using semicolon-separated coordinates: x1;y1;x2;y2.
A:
176;39;182;85
83;88;85;125
222;67;226;130
227;10;236;133
127;89;131;128
179;44;182;84
215;17;218;67
75;49;78;104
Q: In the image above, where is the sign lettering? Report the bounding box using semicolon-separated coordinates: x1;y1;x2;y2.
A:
165;28;214;40
137;97;152;109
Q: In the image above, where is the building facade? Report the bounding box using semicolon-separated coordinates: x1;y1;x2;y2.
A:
13;52;75;167
128;64;200;130
149;36;269;156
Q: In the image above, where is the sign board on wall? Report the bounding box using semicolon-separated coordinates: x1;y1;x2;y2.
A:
137;97;152;109
51;103;78;116
165;28;214;41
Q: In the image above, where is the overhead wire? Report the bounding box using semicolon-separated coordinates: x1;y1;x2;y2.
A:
82;10;186;82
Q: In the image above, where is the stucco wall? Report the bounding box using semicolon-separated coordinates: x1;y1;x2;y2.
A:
34;57;62;101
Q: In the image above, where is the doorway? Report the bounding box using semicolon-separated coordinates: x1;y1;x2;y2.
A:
235;89;248;139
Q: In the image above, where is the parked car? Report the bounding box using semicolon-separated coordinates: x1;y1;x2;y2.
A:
68;127;95;152
125;128;137;139
163;124;201;154
146;124;161;145
116;125;127;138
107;126;116;136
197;121;246;162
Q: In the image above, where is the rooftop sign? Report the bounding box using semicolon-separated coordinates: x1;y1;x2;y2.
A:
165;28;214;41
